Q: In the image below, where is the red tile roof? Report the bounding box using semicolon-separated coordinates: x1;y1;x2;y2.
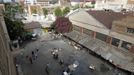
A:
87;10;130;29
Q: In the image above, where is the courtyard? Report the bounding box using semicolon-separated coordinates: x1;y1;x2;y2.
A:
15;33;129;75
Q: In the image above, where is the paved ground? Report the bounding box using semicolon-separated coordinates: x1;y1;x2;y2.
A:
15;33;129;75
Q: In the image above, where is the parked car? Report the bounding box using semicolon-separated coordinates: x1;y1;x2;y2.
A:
31;33;38;40
24;33;38;41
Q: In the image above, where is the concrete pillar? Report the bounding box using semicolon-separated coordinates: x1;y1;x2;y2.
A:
106;36;112;45
91;31;96;39
118;40;123;48
28;5;31;15
130;45;134;54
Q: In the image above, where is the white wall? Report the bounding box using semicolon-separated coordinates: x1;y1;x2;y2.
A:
95;0;128;10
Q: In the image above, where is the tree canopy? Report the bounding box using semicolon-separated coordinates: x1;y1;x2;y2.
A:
54;7;62;17
4;3;23;19
63;7;70;16
52;17;72;33
43;8;48;17
4;17;25;40
4;3;26;40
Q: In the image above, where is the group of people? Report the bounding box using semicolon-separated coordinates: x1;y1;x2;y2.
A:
26;48;39;64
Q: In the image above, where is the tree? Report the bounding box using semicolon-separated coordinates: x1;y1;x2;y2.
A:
43;8;48;18
52;17;72;33
63;7;70;16
32;9;37;14
3;3;26;41
54;7;62;17
4;3;23;19
4;17;25;40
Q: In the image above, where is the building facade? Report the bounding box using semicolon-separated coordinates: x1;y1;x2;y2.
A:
67;9;134;53
112;16;134;52
25;0;53;16
24;0;49;6
95;0;134;11
59;0;71;7
66;9;134;72
70;0;95;8
0;4;16;75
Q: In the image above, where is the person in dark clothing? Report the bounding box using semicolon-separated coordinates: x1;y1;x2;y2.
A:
26;55;33;64
59;59;64;65
32;51;36;60
45;64;49;75
54;54;58;59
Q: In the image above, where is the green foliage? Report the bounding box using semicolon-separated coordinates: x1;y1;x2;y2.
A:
4;3;23;19
4;17;25;40
85;5;94;8
43;8;48;17
54;7;62;17
32;9;37;14
63;7;70;16
4;3;26;41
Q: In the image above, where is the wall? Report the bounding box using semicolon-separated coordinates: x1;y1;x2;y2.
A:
95;0;127;10
0;6;16;75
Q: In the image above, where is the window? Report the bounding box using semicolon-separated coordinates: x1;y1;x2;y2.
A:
121;41;132;50
127;28;134;34
111;38;120;47
96;32;107;42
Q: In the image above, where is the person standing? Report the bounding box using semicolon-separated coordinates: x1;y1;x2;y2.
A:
26;55;33;64
32;51;36;60
35;48;39;59
45;64;50;75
